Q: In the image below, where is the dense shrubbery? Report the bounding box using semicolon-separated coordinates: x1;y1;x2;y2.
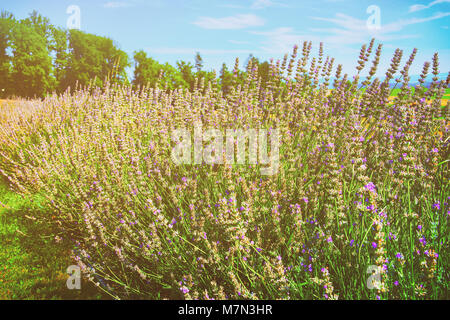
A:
0;40;448;299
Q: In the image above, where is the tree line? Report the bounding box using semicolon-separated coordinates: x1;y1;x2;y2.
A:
0;10;271;99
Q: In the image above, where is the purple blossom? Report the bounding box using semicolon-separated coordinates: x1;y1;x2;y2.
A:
364;182;377;194
180;287;189;294
419;237;426;246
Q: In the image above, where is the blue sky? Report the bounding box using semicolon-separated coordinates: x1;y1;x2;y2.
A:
2;0;449;77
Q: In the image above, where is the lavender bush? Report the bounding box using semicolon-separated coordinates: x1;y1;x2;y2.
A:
0;39;448;299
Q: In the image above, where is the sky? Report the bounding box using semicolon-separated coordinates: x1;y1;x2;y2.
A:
2;0;449;78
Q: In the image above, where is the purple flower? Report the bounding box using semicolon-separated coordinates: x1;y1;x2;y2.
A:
394;281;399;286
433;202;440;210
349;239;355;246
371;242;377;249
180;287;189;294
419;237;426;246
364;182;377;194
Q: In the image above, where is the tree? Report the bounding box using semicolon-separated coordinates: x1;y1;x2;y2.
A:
0;11;14;98
99;37;129;85
22;10;52;45
133;50;157;88
62;29;129;90
219;62;233;95
176;60;194;90
195;52;203;74
50;26;68;92
22;11;56;92
258;61;270;89
133;50;188;90
10;21;52;98
159;62;188;90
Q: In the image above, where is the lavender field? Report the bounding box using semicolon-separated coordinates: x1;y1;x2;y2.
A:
0;39;448;300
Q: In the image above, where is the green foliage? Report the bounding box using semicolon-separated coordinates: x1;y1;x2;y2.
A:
10;22;52;98
0;11;14;98
133;50;189;90
50;27;69;92
176;60;195;90
62;29;129;90
219;63;233;95
1;11;131;97
195;52;203;74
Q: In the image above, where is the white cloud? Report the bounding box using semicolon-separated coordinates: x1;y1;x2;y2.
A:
310;11;450;44
251;0;287;9
103;1;133;8
409;0;450;13
251;11;450;55
251;27;318;54
193;14;264;29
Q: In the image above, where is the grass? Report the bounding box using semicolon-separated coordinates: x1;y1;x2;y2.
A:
387;88;449;105
0;181;106;299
